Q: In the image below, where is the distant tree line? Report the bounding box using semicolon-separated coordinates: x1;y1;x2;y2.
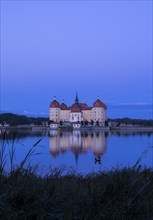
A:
0;114;152;127
0;113;49;126
108;118;153;127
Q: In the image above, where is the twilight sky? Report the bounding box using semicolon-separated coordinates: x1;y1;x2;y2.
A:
1;1;152;119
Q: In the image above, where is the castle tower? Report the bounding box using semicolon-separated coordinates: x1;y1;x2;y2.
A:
75;92;79;104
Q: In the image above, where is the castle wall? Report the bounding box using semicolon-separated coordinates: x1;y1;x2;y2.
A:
59;110;70;122
82;110;92;121
69;112;82;122
92;107;106;122
49;107;60;122
50;107;107;122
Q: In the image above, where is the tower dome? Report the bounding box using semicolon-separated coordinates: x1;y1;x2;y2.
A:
93;98;107;109
50;96;60;108
60;100;68;110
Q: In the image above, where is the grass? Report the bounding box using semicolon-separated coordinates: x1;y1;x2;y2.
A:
0;132;153;219
0;167;153;219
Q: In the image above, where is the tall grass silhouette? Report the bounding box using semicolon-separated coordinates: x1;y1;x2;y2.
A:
0;132;42;177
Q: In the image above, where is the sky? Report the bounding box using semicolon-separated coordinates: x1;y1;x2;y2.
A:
0;0;152;119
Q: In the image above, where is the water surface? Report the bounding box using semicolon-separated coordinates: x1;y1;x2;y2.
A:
0;129;153;174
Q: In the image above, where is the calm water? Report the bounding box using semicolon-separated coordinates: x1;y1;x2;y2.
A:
1;129;153;174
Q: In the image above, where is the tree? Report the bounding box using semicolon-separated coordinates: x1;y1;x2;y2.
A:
105;121;108;127
0;113;48;126
85;120;88;126
49;120;54;125
91;120;94;126
81;121;84;126
96;120;99;126
116;122;120;127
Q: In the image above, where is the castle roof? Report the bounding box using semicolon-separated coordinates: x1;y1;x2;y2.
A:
50;95;107;110
93;99;107;109
60;102;68;110
50;99;60;108
79;103;88;109
70;105;81;112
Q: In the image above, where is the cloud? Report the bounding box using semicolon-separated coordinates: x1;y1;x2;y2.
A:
23;110;48;116
118;102;152;106
40;112;48;115
107;102;152;106
0;109;9;113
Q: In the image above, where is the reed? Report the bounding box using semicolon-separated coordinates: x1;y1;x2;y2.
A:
0;133;153;219
0;132;42;178
0;132;7;177
0;166;153;219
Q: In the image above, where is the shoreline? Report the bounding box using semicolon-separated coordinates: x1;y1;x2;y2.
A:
1;125;153;132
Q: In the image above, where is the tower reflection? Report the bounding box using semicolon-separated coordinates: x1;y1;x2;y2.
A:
49;131;107;161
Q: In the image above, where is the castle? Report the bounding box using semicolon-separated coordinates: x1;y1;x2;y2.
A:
49;93;107;124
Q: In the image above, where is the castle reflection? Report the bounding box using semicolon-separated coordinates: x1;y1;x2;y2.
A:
49;131;107;161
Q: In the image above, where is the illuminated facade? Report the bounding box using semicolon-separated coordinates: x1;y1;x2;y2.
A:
49;93;107;123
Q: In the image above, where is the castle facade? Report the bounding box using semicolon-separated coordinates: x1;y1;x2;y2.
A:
49;94;107;123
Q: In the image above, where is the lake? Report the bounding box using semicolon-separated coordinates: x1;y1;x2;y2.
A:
1;129;153;174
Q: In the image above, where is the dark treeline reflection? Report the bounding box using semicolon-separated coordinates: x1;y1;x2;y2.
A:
49;131;107;158
110;131;153;137
0;129;48;139
0;129;152;141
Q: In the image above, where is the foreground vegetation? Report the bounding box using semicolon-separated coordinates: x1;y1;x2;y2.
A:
0;133;153;219
0;167;153;219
